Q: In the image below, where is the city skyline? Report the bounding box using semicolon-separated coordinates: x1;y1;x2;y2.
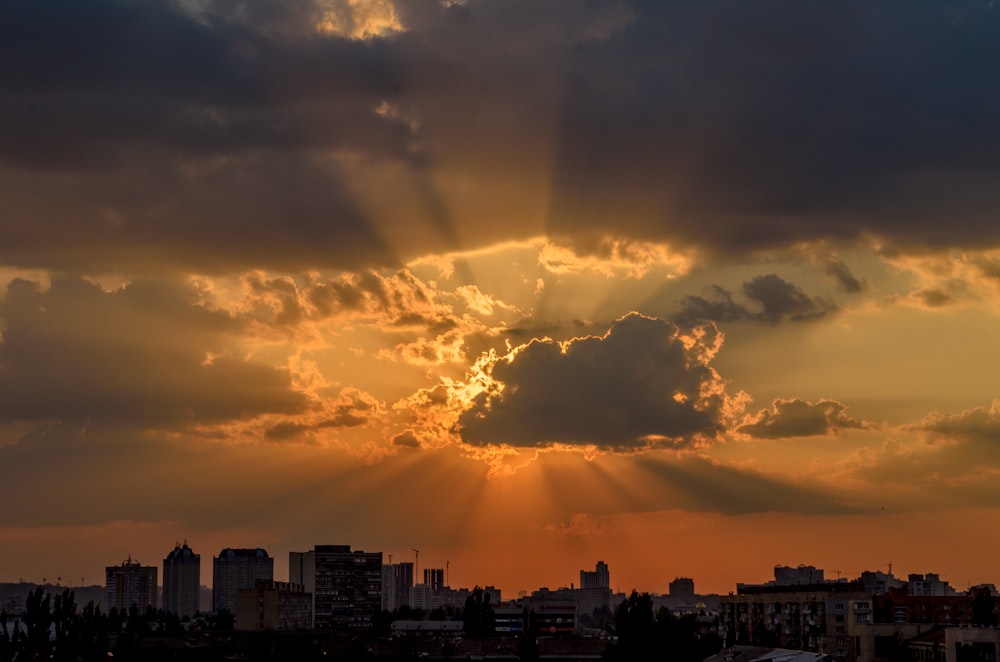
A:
3;1;1000;598
2;545;996;602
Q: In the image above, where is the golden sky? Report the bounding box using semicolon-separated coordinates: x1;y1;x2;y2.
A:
3;0;1000;597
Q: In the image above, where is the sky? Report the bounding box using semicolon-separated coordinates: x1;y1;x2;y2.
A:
3;0;1000;598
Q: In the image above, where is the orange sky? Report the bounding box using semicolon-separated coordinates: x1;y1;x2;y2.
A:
3;0;1000;599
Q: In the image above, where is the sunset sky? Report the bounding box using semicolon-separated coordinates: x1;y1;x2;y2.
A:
3;0;1000;598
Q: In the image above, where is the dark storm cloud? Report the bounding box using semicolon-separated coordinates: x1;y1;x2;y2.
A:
0;277;304;425
4;0;1000;274
459;313;736;450
674;274;834;325
544;1;1000;254
739;398;874;439
0;0;409;272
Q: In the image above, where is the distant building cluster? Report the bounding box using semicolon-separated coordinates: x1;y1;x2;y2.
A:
719;564;1000;662
2;550;992;662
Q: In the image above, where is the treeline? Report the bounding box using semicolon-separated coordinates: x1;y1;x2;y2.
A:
603;590;722;662
0;586;236;662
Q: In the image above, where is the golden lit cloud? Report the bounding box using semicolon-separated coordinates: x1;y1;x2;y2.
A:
314;0;403;39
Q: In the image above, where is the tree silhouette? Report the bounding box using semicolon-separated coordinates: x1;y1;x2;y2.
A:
518;607;539;661
606;590;656;661
20;585;52;659
463;586;495;636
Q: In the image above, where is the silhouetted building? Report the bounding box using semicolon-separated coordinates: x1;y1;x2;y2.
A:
289;550;316;626
106;556;157;613
580;561;610;590
212;548;273;615
393;562;414;610
532;601;578;635
670;577;696;600
410;583;434;610
773;565;826;586
858;570;905;596
235;580;312;631
424;568;445;592
907;573;956;597
313;545;382;631
381;562;397;612
163;542;200;619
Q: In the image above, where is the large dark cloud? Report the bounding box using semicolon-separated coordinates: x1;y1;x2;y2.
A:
546;1;1000;255
0;277;304;425
3;1;999;274
458;313;736;450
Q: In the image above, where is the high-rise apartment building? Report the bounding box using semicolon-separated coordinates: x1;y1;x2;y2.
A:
212;548;273;614
393;562;414;610
424;568;445;592
105;556;158;613
580;561;610;589
163;542;200;619
313;545;382;631
381;562;397;612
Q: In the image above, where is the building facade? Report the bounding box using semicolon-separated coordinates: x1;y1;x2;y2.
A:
313;545;382;631
162;542;200;619
720;582;872;662
105;556;158;613
235;580;312;631
212;548;273;615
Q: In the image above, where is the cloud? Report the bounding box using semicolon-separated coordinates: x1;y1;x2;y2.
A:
545;1;1000;256
743;274;833;322
920;400;1000;445
263;388;382;442
675;274;834;325
738;398;875;439
0;277;304;426
458;313;743;450
5;1;1000;276
828;402;1000;510
391;430;421;448
823;259;867;294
